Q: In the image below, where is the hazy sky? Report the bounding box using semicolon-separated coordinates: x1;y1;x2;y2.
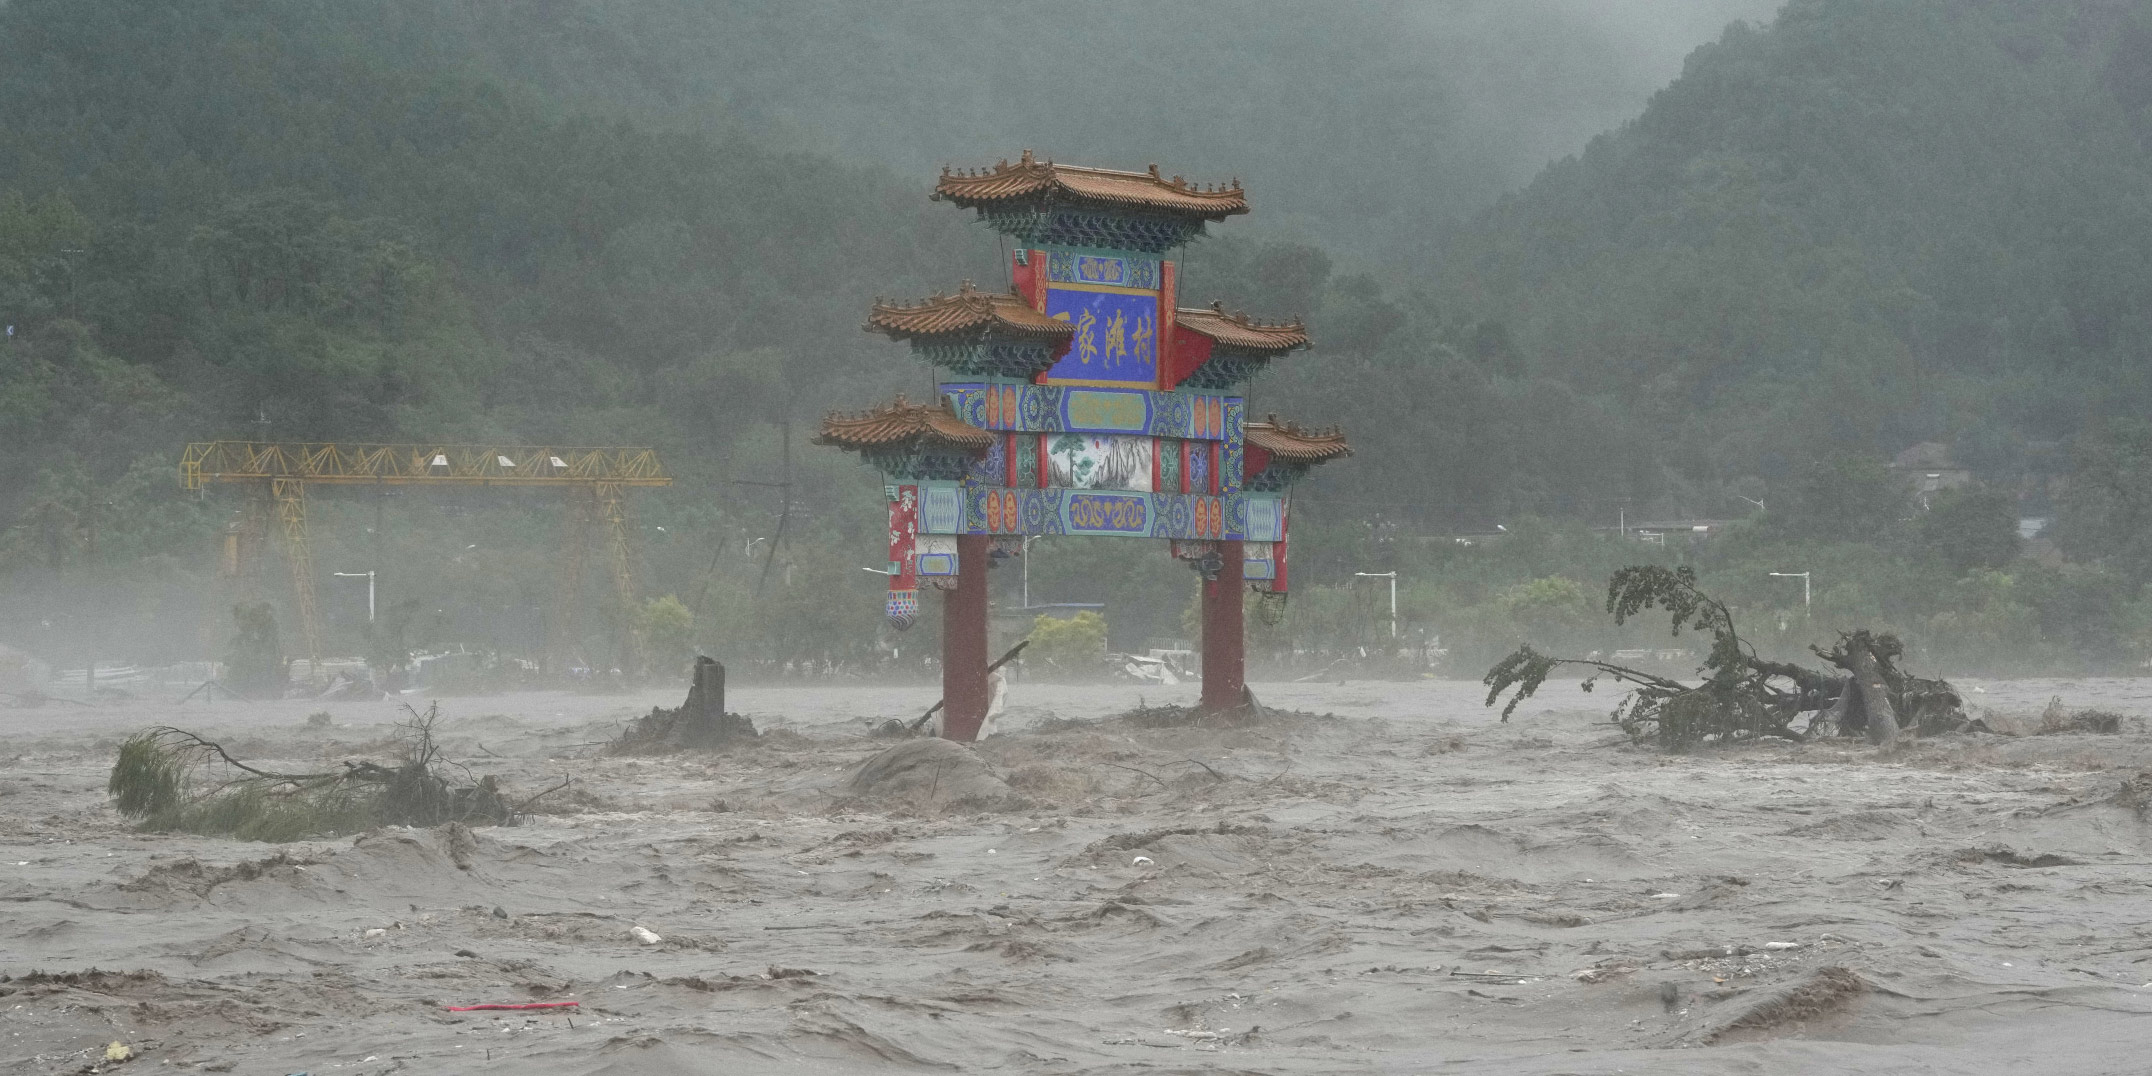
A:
696;0;1786;258
1428;0;1788;188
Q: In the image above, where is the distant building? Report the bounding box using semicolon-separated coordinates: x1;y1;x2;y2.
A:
1889;442;1972;507
1611;520;1736;544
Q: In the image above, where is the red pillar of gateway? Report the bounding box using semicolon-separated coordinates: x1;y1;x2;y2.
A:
939;533;993;741
1200;540;1246;711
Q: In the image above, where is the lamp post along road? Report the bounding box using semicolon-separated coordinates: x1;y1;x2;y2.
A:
1356;571;1399;638
1022;534;1035;612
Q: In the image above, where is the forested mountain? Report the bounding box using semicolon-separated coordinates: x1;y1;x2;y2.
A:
7;0;2152;675
0;1;1000;664
1431;0;2152;493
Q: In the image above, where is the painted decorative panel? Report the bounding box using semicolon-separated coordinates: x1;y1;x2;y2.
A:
888;485;918;582
1014;434;1040;488
1220;398;1245;493
1242;541;1276;581
920;483;965;535
1043;285;1160;387
1244;494;1283;543
1158;492;1193;538
942;383;984;428
1046;250;1161;289
942;383;1241;443
1060;388;1151;433
886;485;919;629
1157;438;1181;493
1020;488;1066;535
1153;391;1192;437
970;487;1026;534
970;436;1007;488
1045;434;1153;492
1152;494;1229;539
1064;492;1151;535
1018;384;1064;432
916;535;958;576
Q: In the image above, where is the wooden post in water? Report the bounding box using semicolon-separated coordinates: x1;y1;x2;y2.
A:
1201;540;1246;711
939;533;992;741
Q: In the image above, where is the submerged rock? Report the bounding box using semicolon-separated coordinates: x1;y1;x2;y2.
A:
841;737;1019;811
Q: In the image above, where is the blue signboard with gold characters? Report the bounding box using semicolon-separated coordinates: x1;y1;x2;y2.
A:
1044;284;1159;388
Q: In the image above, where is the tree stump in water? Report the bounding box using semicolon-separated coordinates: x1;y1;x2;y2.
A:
612;657;756;753
1820;630;1903;746
669;656;753;749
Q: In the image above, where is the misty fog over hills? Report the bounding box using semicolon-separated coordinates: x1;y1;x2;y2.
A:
8;0;2152;676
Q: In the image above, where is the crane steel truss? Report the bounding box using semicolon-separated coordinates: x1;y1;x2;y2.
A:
180;442;670;675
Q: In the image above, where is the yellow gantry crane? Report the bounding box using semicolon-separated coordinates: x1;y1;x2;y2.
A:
179;442;670;676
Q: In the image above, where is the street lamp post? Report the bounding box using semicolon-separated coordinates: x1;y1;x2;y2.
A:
333;571;376;622
1021;534;1036;611
1355;571;1399;638
1769;571;1810;611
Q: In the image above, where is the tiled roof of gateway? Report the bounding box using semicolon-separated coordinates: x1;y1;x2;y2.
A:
815;396;995;453
1175;303;1310;353
866;282;1073;341
934;150;1249;219
1245;417;1352;464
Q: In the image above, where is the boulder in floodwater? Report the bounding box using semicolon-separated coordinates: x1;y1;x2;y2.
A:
842;737;1019;812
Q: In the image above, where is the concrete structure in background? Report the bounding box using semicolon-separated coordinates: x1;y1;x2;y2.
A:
1890;441;1973;507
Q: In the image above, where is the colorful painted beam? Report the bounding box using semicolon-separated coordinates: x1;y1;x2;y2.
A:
823;154;1350;735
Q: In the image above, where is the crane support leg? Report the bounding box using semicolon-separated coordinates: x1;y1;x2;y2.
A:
272;477;324;678
271;475;324;675
551;489;591;675
596;482;645;677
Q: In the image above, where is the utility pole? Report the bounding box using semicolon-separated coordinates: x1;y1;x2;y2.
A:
1022;534;1036;611
1356;571;1399;638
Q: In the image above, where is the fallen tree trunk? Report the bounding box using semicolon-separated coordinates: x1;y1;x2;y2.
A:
1486;567;1965;749
1838;632;1900;747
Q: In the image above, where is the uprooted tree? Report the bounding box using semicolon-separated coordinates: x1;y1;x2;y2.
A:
107;703;563;841
1483;566;1965;749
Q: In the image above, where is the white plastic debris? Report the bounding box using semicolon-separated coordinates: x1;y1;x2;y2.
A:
1763;941;1801;950
363;927;387;939
631;926;663;946
1132;855;1155;867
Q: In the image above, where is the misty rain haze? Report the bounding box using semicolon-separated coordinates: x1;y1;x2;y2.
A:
9;2;2152;1074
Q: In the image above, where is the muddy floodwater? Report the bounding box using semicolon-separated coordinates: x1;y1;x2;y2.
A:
9;676;2152;1074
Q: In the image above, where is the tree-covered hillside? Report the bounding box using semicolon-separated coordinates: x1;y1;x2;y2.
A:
0;1;1000;665
9;0;2152;676
1433;0;2152;493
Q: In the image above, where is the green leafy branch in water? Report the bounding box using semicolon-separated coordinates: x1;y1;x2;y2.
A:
1484;566;1952;749
107;703;565;841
